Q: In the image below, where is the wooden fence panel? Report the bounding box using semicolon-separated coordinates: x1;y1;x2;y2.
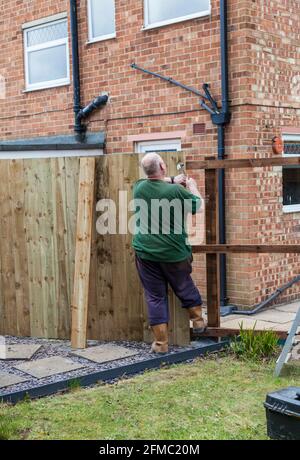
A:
0;154;191;346
0;158;80;339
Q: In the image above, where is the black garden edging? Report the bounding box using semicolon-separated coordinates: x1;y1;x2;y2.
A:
0;340;228;404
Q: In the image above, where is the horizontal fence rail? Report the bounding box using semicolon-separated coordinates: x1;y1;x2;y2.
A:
186;157;300;170
193;245;300;254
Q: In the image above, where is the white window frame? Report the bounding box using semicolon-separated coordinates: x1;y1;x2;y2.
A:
87;0;116;44
136;139;182;154
143;0;211;30
282;133;300;213
24;18;70;92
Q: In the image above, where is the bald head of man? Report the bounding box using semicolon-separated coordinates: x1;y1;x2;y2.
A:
141;153;167;179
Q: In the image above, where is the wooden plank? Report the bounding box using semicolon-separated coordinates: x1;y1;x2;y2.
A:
8;160;30;337
71;157;96;349
52;158;74;339
88;155;114;341
193;244;300;254
193;327;288;340
64;157;80;337
205;167;220;328
0;161;16;336
186;157;300;170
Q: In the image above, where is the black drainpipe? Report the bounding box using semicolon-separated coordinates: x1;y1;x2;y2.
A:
211;0;231;309
70;0;85;141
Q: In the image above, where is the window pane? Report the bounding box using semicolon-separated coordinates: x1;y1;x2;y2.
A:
90;0;115;38
147;0;210;25
283;167;300;206
28;44;68;85
27;21;67;47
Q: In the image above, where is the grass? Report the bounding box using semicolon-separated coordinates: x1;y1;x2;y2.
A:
0;355;299;440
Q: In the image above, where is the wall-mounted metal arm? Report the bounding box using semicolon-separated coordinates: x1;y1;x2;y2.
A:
203;83;219;113
131;63;211;103
200;100;217;116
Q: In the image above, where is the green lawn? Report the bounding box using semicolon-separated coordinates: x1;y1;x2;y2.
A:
0;355;298;440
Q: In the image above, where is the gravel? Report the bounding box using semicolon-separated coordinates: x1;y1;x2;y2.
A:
0;336;199;397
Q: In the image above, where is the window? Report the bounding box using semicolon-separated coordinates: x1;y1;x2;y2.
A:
144;0;211;29
88;0;116;42
282;134;300;213
136;139;182;154
24;18;69;91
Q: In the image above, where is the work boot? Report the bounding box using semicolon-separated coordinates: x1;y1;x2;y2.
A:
188;306;207;333
151;323;169;354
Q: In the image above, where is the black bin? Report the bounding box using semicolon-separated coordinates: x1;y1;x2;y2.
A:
264;387;300;440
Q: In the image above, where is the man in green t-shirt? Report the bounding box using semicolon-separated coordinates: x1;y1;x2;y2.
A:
132;152;206;354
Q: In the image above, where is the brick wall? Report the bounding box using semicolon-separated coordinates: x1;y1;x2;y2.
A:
0;0;299;307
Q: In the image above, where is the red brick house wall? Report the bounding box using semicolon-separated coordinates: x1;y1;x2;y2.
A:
0;0;299;308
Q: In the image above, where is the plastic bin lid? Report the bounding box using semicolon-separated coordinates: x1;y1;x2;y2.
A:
264;387;300;418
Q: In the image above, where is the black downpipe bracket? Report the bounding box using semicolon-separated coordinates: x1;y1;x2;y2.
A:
70;0;85;142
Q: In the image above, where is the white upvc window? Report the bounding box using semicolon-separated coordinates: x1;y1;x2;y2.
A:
136;139;182;154
282;133;300;213
88;0;116;43
24;18;70;91
143;0;211;30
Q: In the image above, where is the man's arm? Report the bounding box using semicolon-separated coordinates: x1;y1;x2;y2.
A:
186;178;202;199
164;174;187;187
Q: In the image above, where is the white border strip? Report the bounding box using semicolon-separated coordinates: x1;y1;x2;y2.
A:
0;149;104;160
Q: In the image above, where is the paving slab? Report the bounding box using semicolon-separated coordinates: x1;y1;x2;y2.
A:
275;302;300;314
221;315;244;324
0;344;41;360
221;318;275;331
254;310;296;324
14;357;84;379
0;372;28;389
72;344;139;364
269;322;293;332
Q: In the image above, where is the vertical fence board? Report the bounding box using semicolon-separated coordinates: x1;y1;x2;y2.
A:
71;158;96;349
0;161;16;335
9;160;30;337
205;167;220;327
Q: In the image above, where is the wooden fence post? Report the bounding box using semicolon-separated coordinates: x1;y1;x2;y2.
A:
71;157;96;349
205;165;221;328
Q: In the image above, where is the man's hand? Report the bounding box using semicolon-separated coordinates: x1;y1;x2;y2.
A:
174;174;187;187
186;178;197;191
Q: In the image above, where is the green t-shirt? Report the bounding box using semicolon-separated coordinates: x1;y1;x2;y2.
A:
132;179;201;263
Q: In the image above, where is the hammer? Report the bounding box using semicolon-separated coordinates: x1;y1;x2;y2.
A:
177;162;188;187
177;162;186;175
